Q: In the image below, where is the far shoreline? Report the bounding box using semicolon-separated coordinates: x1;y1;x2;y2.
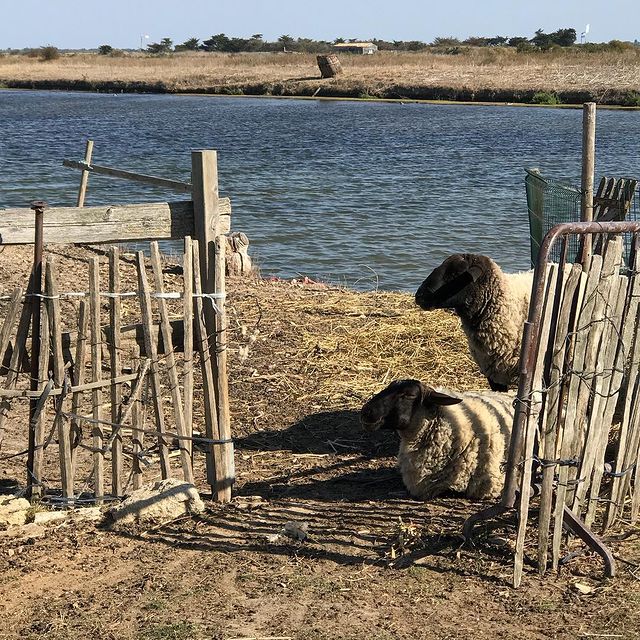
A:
3;82;640;111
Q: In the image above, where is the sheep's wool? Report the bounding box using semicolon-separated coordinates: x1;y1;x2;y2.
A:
397;391;514;500
463;267;533;388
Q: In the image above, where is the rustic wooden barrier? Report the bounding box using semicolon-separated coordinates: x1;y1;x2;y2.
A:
0;145;234;503
465;222;640;587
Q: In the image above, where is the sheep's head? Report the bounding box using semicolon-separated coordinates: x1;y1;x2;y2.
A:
360;379;462;432
415;253;493;311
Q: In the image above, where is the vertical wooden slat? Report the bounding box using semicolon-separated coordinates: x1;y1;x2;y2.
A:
537;263;581;573
192;240;221;495
183;237;194;458
136;252;171;479
131;356;146;491
108;247;123;497
31;303;50;496
70;300;88;477
149;242;194;484
0;288;23;362
76;139;94;208
89;257;104;501
45;257;73;500
513;264;557;587
214;235;234;500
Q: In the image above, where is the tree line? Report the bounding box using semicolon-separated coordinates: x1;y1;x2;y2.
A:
91;28;636;55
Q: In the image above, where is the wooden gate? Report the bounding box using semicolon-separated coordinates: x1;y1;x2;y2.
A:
0;146;234;504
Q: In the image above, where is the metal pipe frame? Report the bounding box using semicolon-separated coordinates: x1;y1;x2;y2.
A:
464;221;640;580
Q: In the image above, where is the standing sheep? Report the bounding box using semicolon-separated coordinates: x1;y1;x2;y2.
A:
415;253;533;391
360;379;514;500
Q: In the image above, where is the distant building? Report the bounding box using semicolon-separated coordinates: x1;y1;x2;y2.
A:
333;42;378;55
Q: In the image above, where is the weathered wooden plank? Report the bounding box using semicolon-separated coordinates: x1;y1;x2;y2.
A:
514;264;557;587
182;237;194;458
214;234;234;501
149;241;194;484
109;248;123;497
136;252;171;479
70;299;87;477
192;240;221;493
76;140;94;207
0;199;231;245
538;262;582;573
89;258;104;502
63;159;192;193
45;257;74;499
32;303;50;495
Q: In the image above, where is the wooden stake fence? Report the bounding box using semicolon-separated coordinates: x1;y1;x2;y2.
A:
0;146;235;504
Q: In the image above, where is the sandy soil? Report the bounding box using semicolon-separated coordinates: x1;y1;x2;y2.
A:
0;245;639;640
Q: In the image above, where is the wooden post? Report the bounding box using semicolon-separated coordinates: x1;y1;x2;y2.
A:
214;235;234;499
108;247;123;496
89;257;104;502
76;140;94;207
581;103;596;258
183;237;194;457
45;257;74;500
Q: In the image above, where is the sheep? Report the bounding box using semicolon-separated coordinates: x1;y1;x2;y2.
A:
360;379;514;500
415;253;533;392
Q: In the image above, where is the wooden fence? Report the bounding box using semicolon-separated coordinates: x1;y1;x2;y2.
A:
0;146;234;504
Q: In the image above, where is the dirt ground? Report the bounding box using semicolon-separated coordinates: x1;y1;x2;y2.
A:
1;245;639;640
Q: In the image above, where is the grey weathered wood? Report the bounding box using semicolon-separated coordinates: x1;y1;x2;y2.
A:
32;303;50;496
192;240;221;493
514;264;557;587
0;199;231;245
76;140;94;207
214;234;234;501
537;263;581;573
0;289;23;364
45;257;74;499
131;363;146;491
182;237;194;458
149;241;194;484
581;103;596;257
63;159;192;193
89;257;104;502
70;300;88;476
109;247;123;497
136;252;171;479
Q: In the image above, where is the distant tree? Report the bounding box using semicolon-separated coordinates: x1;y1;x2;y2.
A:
486;36;508;46
39;45;60;61
98;44;113;55
333;37;345;44
251;33;263;41
174;37;200;51
202;33;231;52
507;36;529;47
147;37;173;54
550;28;577;46
432;37;462;47
531;29;553;50
278;34;295;51
463;36;489;46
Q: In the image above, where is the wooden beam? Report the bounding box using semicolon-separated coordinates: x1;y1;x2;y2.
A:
76;140;94;207
63;159;192;193
0;199;231;245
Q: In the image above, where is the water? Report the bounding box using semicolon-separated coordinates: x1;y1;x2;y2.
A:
1;90;639;291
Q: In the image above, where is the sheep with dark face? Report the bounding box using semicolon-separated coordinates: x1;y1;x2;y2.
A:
361;379;514;500
415;253;533;392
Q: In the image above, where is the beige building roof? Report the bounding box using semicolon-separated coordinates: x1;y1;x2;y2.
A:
334;42;376;48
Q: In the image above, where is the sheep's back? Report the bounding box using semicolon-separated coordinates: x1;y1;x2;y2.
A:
398;392;514;500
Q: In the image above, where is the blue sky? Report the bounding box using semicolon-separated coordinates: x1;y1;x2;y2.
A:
1;0;637;49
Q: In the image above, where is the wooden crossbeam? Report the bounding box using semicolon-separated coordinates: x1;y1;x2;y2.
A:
0;199;231;245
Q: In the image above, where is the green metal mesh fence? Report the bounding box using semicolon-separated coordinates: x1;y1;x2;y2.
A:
526;169;640;267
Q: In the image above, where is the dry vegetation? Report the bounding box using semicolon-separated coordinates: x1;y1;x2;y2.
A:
1;244;640;639
1;49;640;103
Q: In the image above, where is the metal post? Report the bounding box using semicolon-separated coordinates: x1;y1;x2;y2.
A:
26;200;46;497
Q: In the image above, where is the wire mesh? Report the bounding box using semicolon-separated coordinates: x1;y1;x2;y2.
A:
526;169;640;268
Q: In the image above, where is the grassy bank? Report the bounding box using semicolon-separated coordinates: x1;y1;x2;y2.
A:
1;48;640;105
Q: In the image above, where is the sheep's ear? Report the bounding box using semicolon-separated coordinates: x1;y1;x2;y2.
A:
426;389;463;406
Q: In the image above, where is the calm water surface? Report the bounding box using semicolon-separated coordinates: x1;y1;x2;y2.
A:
1;90;639;290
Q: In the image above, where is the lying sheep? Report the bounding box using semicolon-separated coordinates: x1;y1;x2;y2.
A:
360;379;514;500
415;253;533;392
